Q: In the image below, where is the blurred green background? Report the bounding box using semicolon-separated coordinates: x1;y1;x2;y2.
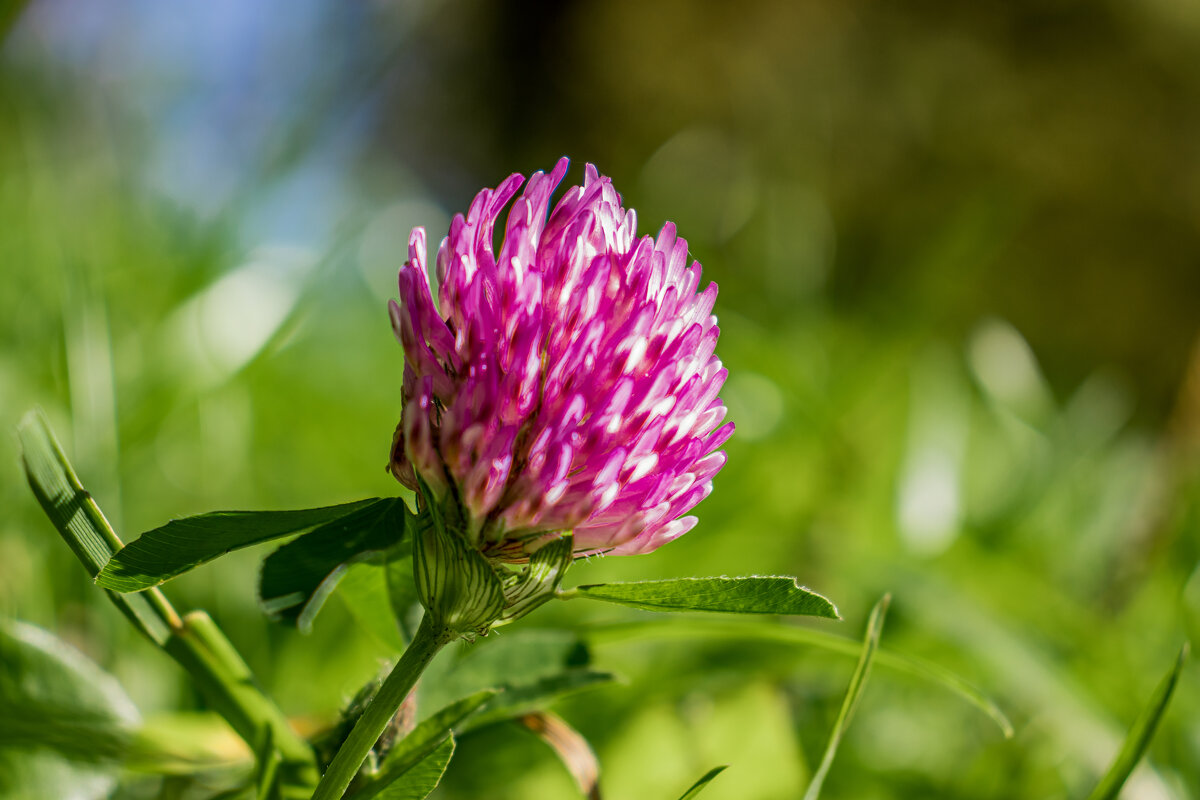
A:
3;0;1200;798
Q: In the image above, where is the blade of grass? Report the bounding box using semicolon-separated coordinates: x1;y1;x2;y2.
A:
19;410;179;643
802;594;890;800
676;766;727;800
1085;643;1189;800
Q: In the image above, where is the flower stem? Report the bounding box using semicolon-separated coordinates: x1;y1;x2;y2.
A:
164;611;318;793
312;614;453;800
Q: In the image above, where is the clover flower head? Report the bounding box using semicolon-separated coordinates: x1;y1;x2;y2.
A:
389;158;732;559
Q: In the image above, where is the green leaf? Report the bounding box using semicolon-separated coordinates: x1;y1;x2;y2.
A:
803;594;890;800
259;499;410;631
1086;643;1189;800
331;544;423;653
366;736;456;800
419;629;613;734
676;766;727;800
0;619;138;800
373;690;496;784
339;563;413;653
96;498;383;592
562;577;838;618
18;410;174;644
421;629;591;712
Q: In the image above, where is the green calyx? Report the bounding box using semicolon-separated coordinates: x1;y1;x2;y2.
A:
412;481;574;637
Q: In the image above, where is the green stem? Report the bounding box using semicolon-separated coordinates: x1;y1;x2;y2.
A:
312;614;453;800
165;612;319;795
19;412;319;794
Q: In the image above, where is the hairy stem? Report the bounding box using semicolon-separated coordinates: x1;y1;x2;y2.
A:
312;614;453;800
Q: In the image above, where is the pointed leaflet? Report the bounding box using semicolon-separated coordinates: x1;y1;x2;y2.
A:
802;594;890;800
676;766;727;800
367;690;494;786
421;630;592;712
1086;643;1189;800
420;630;615;734
258;498;410;631
97;498;384;592
562;577;838;618
371;735;455;800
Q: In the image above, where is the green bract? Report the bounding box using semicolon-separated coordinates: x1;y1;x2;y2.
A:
412;481;575;637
